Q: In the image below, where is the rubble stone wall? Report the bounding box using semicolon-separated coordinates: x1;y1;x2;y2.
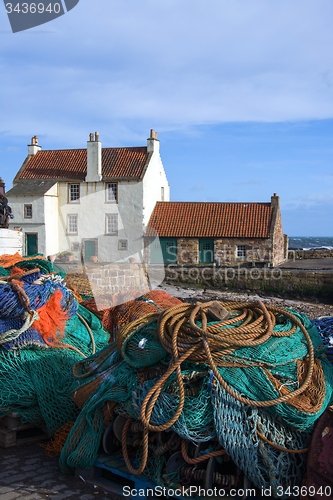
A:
85;263;148;294
177;238;199;264
289;248;333;259
160;264;333;299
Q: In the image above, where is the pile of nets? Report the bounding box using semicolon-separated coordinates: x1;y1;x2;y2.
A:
0;253;110;435
82;290;182;340
59;298;333;496
312;315;333;364
0;252;66;279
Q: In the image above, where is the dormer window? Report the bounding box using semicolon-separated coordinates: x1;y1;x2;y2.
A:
106;183;118;203
68;184;80;203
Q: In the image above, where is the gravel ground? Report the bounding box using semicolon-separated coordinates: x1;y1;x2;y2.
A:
157;283;333;320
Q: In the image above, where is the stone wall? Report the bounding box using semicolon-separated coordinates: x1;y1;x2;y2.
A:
272;211;287;266
214;238;273;265
86;263;148;294
289;248;333;259
161;264;333;300
177;238;199;264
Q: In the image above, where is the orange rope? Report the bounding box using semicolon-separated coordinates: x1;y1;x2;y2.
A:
181;439;226;464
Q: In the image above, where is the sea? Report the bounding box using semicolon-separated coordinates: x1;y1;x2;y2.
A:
289;237;333;250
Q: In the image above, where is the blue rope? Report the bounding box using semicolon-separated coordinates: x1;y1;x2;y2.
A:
0;275;77;319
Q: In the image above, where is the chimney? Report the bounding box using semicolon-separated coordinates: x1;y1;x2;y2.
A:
0;177;5;196
147;129;159;154
271;193;279;208
28;135;41;156
86;132;102;182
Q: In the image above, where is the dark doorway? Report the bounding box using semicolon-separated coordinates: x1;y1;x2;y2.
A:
26;233;38;256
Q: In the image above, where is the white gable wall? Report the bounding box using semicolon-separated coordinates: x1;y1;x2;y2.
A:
142;143;169;229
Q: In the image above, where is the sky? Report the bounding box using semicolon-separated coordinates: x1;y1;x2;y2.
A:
0;0;333;236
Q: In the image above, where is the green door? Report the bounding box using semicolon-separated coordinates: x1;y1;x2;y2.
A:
150;238;177;264
84;240;96;261
199;239;214;264
150;238;163;264
26;233;38;256
162;238;177;264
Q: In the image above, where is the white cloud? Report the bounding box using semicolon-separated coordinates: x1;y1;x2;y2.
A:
284;191;333;210
1;0;333;141
191;183;205;192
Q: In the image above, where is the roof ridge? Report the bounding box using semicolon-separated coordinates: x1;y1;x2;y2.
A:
156;201;270;205
35;145;147;152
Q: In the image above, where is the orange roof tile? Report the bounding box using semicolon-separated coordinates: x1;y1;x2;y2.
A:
146;202;273;239
19;147;149;180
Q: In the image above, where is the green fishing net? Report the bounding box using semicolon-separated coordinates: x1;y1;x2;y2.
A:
0;304;109;435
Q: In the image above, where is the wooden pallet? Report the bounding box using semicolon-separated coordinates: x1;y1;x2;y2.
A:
76;453;262;500
76;453;160;498
0;412;48;448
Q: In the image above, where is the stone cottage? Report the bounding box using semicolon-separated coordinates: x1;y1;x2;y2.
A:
145;195;288;267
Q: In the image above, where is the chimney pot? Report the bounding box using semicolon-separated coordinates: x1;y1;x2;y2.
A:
89;133;94;141
28;136;41;156
95;132;99;142
273;193;277;197
0;177;5;196
147;129;159;153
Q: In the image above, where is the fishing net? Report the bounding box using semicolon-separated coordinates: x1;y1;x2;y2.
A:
0;270;77;348
59;299;333;487
100;290;182;339
43;422;75;457
0;258;110;436
212;380;308;495
312;316;333;364
0;252;66;279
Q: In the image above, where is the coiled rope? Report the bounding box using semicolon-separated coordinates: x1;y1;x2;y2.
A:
119;300;315;475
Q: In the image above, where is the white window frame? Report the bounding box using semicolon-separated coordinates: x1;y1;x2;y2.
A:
24;204;32;218
118;239;128;250
237;245;247;258
68;184;80;203
67;214;78;235
71;242;80;252
106;214;118;235
106;183;118;203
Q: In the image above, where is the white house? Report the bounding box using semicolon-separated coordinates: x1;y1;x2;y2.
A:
7;130;169;262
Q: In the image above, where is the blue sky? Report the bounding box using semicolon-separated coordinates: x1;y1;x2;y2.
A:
1;0;333;236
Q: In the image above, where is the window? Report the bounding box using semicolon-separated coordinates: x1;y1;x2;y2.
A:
106;214;118;234
67;215;78;234
118;239;128;250
237;245;247;258
106;183;118;203
71;242;80;252
69;184;80;203
24;204;32;218
161;187;164;201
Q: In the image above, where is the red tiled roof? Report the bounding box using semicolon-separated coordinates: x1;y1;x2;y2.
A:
146;202;273;238
19;147;149;180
